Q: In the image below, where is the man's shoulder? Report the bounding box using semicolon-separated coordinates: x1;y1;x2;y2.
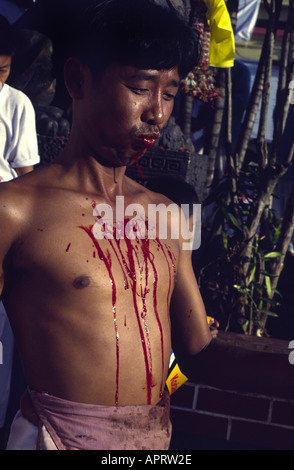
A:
0;177;32;214
0;166;49;209
0;182;28;246
126;176;177;208
144;184;178;207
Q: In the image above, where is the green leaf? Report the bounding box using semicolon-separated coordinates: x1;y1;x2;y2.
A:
227;212;242;230
272;288;282;297
233;285;250;295
241;320;249;333
265;275;272;297
260;309;278;317
273;226;281;245
260;297;278;306
247;264;256;284
263;251;283;260
222;230;228;250
260;270;278;278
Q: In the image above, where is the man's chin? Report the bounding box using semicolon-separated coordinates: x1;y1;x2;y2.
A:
94;146;147;168
120;148;146;166
94;152;133;168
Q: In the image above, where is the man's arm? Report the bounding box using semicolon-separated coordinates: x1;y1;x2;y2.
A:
170;237;294;399
0;184;23;299
175;335;294;399
170;242;212;359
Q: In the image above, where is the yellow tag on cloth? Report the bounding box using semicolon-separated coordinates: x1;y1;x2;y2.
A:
203;0;235;67
166;363;188;395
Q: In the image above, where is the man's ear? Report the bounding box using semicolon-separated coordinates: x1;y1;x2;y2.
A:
64;57;85;99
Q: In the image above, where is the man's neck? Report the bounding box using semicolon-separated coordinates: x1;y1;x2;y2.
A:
55;140;130;202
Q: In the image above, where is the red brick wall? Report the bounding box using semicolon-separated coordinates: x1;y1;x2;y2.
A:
170;333;294;450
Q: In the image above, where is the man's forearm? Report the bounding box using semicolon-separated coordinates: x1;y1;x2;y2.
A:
176;337;294;399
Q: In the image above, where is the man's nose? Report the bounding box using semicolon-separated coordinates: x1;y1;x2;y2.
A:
141;98;165;126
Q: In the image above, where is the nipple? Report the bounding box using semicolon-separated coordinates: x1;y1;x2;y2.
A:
72;276;91;289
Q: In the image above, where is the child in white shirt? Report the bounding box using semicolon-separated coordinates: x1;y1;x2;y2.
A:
0;15;40;181
0;14;39;442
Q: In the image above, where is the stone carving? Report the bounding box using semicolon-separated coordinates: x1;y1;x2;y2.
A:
157;116;195;152
8;28;71;138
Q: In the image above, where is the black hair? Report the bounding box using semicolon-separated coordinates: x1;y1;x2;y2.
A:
67;0;200;78
0;15;15;56
15;0;199;107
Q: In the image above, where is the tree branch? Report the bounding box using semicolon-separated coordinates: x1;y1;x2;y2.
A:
271;0;294;165
235;0;279;174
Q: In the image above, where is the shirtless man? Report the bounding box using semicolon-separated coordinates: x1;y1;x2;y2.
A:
0;0;210;450
1;0;293;451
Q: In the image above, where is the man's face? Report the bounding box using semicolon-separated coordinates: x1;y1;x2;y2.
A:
76;62;180;167
0;55;12;85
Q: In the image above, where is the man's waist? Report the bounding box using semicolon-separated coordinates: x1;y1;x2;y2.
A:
20;387;171;450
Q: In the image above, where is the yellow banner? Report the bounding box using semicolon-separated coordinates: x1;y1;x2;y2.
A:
203;0;235;68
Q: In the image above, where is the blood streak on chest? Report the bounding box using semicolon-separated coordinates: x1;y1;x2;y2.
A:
79;224;175;405
79;225;119;406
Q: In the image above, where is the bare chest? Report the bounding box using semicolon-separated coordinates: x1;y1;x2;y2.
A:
11;208;179;302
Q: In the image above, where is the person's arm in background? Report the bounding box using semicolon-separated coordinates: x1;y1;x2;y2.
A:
15;166;35;176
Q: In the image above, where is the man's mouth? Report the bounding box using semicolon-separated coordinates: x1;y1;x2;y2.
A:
135;134;159;149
